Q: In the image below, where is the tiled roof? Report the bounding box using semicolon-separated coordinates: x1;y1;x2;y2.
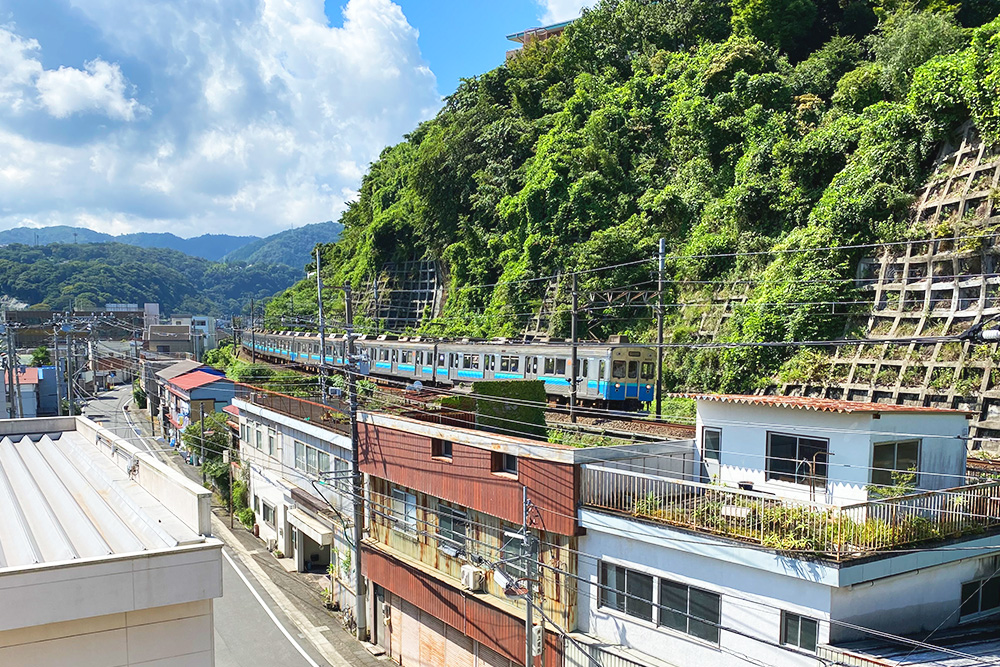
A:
170;370;229;391
688;394;972;415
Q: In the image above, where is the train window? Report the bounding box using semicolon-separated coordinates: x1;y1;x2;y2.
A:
627;361;638;378
532;357;538;374
461;354;480;370
599;360;606;379
500;355;520;372
439;353;446;367
490;356;496;371
392;349;398;363
415;351;423;365
582;359;589;377
641;362;655;380
612;360;627;378
544;358;555;375
401;350;413;364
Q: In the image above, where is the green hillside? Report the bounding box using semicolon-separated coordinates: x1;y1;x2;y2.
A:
0;243;301;315
268;0;1000;393
222;221;343;266
0;226;259;261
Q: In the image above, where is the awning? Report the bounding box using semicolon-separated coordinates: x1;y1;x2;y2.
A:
287;508;334;546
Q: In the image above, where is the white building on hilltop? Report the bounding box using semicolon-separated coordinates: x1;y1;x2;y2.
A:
0;415;223;667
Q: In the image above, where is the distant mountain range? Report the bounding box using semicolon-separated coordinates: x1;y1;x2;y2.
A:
0;222;342;267
221;221;342;266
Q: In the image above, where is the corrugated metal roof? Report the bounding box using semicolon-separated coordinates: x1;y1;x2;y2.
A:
0;431;202;570
155;359;204;380
688;394;972;415
16;367;38;385
170;370;230;391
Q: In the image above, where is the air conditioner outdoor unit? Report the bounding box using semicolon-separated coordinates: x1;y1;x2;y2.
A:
461;564;483;592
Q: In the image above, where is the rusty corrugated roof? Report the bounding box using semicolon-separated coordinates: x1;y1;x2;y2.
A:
688;394;972;415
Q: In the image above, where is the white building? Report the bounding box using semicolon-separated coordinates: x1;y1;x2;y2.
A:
0;415;223;666
233;393;355;608
571;395;1000;667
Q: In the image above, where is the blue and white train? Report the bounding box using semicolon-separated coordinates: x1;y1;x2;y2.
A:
243;331;657;405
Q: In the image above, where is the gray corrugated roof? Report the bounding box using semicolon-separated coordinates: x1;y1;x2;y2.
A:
0;432;201;570
155;359;204;380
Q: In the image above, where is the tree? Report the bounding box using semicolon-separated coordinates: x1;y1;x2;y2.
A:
731;0;818;54
132;379;147;410
181;411;232;494
30;345;50;366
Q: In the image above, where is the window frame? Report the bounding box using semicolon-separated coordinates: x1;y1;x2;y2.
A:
766;432;830;486
703;427;721;463
960;575;1000;620
261;501;275;527
871;439;920;488
431;437;453;461
780;611;819;653
437;505;468;551
492;451;518;476
391;488;417;537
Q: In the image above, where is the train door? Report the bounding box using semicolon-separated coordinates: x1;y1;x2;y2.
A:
625;351;641;399
525;356;539;379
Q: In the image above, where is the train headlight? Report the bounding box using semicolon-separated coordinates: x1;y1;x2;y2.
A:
645;384;652;390
614;383;621;389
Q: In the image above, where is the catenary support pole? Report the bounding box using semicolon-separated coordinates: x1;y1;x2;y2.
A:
316;247;328;399
53;326;62;416
570;273;578;424
523;486;537;667
344;284;367;641
655;238;665;419
250;299;256;363
66;333;74;416
199;403;206;485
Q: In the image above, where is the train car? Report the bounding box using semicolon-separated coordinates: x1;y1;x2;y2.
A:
243;331;656;406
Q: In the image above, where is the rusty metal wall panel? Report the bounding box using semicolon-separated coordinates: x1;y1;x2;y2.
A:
390;593;403;664
463;594;523;665
446;625;475;667
478;644;512;667
359;422;577;535
402;600;421;667
419;613;447;667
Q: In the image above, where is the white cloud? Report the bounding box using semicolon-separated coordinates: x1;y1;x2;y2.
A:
537;0;595;24
36;59;148;120
0;26;42;113
0;0;441;239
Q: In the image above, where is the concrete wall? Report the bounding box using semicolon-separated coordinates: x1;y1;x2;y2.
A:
696;402;970;505
0;599;214;667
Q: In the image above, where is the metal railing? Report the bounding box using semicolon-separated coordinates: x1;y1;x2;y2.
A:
580;464;1000;561
235;383;350;434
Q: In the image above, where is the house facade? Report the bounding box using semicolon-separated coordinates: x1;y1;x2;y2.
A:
162;369;234;443
571;395;1000;667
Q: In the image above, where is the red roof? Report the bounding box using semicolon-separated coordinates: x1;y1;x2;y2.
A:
170;370;229;392
223;404;239;417
688;394;972;415
16;368;39;385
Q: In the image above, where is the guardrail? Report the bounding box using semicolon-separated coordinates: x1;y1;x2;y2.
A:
235;383;350;434
580;464;1000;561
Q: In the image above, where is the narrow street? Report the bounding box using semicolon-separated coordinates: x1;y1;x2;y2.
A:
83;385;336;667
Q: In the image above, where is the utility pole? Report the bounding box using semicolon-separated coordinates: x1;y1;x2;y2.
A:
9;327;21;417
344;283;367;642
199;403;206;485
655;238;665;419
4;328;15;419
522;487;538;667
570;273;578;424
66;331;74;416
316;247;328;398
53;326;62;416
250;299;256;363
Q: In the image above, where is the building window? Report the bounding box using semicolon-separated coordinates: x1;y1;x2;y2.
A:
295;441;306;471
960;576;1000;619
766;433;829;485
391;488;417;537
871;440;919;487
437;505;467;550
262;502;275;527
255;430;262;449
599;562;654;623
781;612;818;652
492;451;517;475
502;533;527;580
703;427;721;462
660;580;721;644
431;438;453;460
267;430;276;457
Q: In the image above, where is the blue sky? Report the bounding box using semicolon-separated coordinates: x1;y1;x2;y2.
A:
0;0;593;239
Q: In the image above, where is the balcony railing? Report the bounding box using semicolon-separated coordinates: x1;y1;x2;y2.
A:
580;464;1000;561
235;383;351;434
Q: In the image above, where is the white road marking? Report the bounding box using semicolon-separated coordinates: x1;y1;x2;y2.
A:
222;549;322;667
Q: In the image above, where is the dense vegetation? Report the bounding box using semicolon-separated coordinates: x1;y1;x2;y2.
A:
0;226;257;261
222;221;343;267
269;0;1000;394
0;243;301;315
